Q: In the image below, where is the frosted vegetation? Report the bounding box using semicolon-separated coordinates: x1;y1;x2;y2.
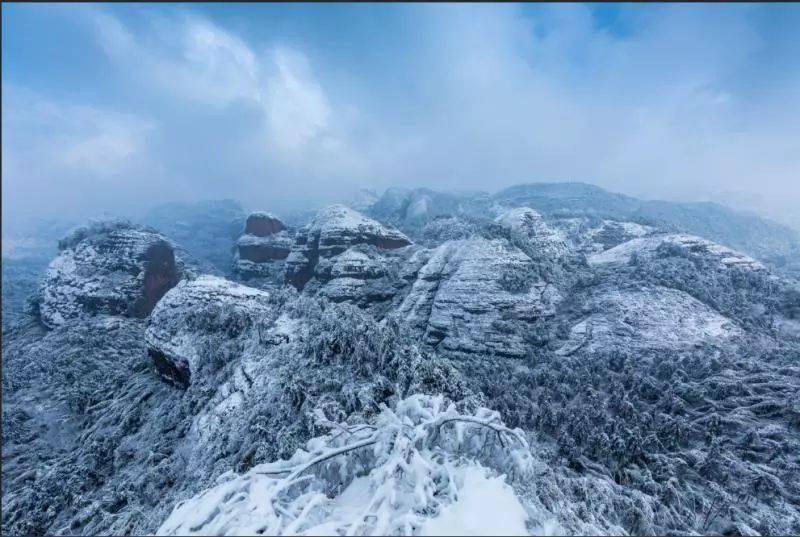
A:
2;183;800;535
158;394;538;536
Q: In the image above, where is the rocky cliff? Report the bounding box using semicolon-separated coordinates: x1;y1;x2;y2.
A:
284;205;412;307
39;221;183;328
233;213;294;286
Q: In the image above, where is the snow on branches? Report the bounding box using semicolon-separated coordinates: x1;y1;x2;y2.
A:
157;394;534;536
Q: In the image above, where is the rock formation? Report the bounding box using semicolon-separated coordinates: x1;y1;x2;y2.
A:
495;207;571;260
284;205;412;299
244;212;286;237
398;237;560;358
39;221;182;328
233;213;294;285
145;275;275;387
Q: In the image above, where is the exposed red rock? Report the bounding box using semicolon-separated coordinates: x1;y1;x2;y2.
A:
244;213;285;237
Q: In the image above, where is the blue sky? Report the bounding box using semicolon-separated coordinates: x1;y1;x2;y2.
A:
3;3;800;229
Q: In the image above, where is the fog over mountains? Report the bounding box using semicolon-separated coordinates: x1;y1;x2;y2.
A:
3;181;799;535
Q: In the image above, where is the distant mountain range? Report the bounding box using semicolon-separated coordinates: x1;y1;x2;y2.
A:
366;182;800;274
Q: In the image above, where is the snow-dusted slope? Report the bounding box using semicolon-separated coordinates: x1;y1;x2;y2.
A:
557;285;743;356
589;233;765;271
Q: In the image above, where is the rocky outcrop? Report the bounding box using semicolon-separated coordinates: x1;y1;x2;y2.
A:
39;221;183;328
244;212;286;237
495;207;571;260
233;213;294;285
284;205;411;293
237;234;293;263
588;233;765;271
145;275;277;387
310;245;411;307
398;237;560;358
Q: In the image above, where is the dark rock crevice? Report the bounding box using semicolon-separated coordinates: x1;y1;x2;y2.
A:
133;241;180;318
148;348;190;388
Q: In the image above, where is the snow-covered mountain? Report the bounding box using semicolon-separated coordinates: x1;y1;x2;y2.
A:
3;185;800;536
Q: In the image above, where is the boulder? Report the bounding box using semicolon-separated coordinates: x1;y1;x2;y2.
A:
39;221;182;328
398;237;560;358
145;275;275;387
244;212;286;237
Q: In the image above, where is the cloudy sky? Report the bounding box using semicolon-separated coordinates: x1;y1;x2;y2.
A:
3;3;800;229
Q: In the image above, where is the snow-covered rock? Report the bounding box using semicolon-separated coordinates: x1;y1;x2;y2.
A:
145;275;276;387
233;213;294;285
236;233;294;263
557;285;743;356
588;233;765;271
544;217;658;257
399;238;560;358
495;207;571;260
39;221;183;328
309;247;397;304
284;205;412;305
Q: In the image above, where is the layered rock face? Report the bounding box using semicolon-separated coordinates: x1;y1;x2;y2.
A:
39;222;182;328
233;213;294;285
145;275;276;387
398;238;560;358
284;205;412;299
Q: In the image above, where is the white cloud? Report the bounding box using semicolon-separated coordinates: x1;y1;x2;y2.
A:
371;4;800;222
91;11;340;154
92;10;261;107
4;87;156;178
56;108;155;176
266;47;331;151
5;4;799;229
2;86;167;224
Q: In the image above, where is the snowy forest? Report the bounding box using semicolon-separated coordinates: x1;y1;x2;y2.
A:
3;183;800;535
